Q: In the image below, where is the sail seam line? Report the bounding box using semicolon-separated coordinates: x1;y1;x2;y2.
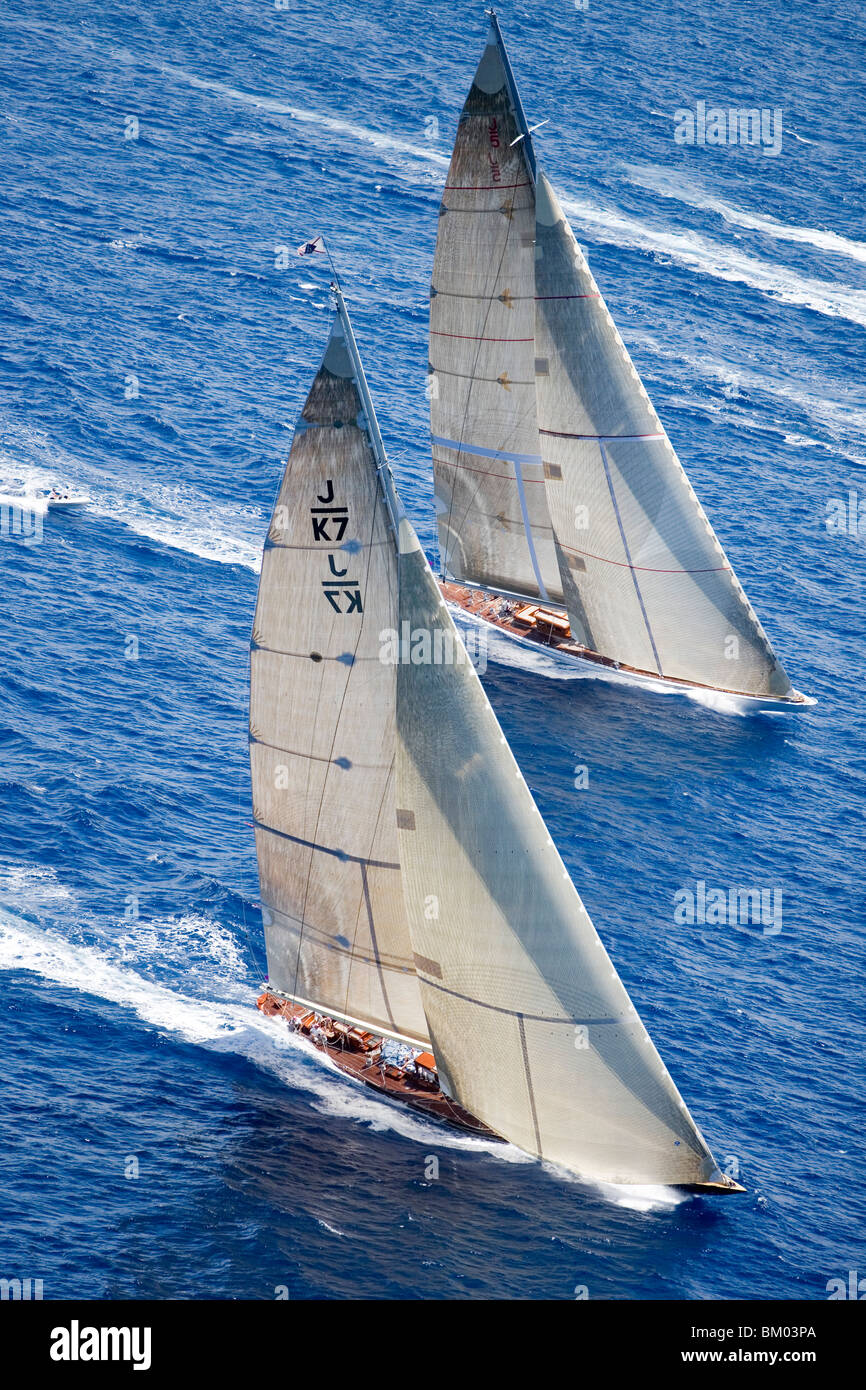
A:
540;430;666;440
598;442;663;676
431;290;536;302
263;912;416;973
263;540;391;552
444;181;531;189
418;974;618;1024
434;456;546;482
249;734;388;768
518;1015;543;1158
430;368;535;386
252;644;380;662
560;545;731;576
431;332;535;341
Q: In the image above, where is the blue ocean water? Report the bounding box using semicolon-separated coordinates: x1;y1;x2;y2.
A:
0;0;864;1300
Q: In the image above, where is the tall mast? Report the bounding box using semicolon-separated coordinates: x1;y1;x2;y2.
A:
250;279;431;1048
486;8;537;185
330;280;405;539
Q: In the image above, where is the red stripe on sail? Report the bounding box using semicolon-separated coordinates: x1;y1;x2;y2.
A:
431;332;535;342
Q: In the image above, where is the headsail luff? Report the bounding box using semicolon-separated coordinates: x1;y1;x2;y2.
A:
394;519;728;1187
534;174;794;697
250;300;430;1046
429;19;562;604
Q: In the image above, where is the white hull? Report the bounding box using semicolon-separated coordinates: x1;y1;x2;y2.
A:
0;493;89;511
46;496;89;510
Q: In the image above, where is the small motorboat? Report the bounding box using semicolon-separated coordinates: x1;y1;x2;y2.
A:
44;487;90;510
0;480;89;512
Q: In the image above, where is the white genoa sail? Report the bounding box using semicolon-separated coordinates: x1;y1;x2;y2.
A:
535;175;794;698
429;24;562;603
250;308;430;1046
394;519;727;1187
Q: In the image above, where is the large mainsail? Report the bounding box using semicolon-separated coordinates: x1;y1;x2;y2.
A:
394;520;728;1187
431;15;797;701
250;297;430;1046
534;175;793;697
429;22;562;602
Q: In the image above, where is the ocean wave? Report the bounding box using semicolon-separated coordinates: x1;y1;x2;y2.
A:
157;62;449;174
623;164;866;266
625;330;866;464
0;905;531;1167
0;428;264;570
133;62;866;327
560;194;866;328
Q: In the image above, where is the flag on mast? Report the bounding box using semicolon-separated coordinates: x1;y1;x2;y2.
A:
296;235;326;257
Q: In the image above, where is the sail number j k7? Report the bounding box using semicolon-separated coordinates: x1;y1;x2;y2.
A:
311;479;363;614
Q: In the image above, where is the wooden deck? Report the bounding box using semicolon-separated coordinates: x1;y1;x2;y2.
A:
257;992;498;1139
440;580;810;707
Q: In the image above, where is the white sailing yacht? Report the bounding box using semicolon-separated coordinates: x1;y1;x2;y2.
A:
251;280;743;1193
430;11;812;712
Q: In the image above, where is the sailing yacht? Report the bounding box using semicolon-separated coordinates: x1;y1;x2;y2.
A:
430;12;812;712
251;281;743;1193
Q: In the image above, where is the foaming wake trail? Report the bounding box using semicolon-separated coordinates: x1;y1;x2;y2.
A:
157;61;449;172
624;164;866;267
90;484;263;572
546;1162;690;1211
560;195;866;329
0;428;263;571
449;607;762;718
127;58;866;328
0;901;526;1165
0;856;699;1209
0;906;691;1207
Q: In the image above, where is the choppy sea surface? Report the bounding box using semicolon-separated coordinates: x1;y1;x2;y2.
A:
0;0;864;1299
